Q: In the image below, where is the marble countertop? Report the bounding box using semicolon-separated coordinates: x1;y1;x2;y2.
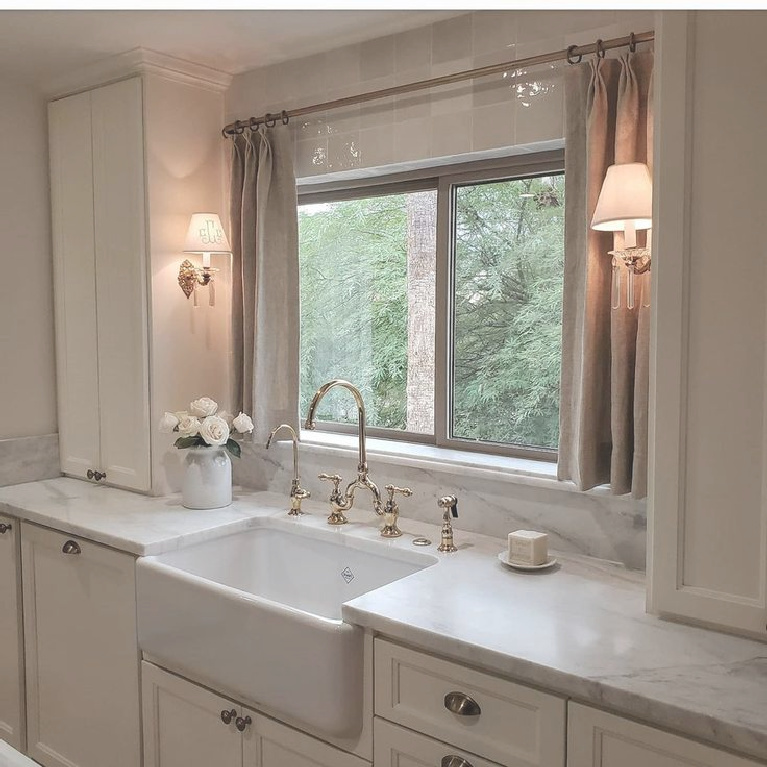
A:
1;477;766;762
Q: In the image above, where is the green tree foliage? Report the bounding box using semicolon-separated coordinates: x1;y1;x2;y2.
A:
298;173;564;450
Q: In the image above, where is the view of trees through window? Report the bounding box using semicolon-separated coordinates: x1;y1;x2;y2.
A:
298;168;564;452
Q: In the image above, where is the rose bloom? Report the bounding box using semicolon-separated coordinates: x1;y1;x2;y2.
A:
232;412;254;434
190;397;218;418
200;415;230;446
159;412;179;433
177;414;202;437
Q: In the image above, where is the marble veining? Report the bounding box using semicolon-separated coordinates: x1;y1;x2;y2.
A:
0;477;765;761
0;434;60;487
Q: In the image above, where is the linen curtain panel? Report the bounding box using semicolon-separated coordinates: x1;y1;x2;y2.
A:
229;125;300;441
558;51;654;499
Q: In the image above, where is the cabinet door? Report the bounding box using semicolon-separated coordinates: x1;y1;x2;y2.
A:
142;662;243;767
49;89;101;481
91;77;151;492
567;704;761;767
0;515;24;751
243;709;369;767
21;523;140;767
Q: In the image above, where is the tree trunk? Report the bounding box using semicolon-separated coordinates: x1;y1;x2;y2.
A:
406;191;436;434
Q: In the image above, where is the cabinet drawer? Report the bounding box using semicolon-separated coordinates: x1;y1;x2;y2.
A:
374;718;501;767
374;639;565;767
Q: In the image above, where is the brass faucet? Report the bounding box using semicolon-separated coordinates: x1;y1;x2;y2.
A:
304;380;385;525
265;424;310;516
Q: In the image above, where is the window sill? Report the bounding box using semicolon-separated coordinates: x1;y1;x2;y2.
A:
299;430;611;496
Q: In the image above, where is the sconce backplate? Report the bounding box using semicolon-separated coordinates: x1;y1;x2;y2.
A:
178;259;198;299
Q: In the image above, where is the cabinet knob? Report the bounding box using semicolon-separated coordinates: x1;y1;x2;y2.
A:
87;469;95;480
220;709;236;725
87;470;106;482
0;523;11;534
62;540;82;555
235;715;252;732
441;757;474;767
444;691;481;717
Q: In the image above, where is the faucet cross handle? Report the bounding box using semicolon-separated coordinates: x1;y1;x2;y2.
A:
381;484;412;539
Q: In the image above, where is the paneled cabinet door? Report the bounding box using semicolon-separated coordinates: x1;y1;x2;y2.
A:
0;515;24;751
567;704;761;767
242;709;369;767
142;662;243;767
21;523;141;767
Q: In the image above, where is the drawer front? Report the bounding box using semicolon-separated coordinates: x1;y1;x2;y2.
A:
374;718;501;767
375;639;565;767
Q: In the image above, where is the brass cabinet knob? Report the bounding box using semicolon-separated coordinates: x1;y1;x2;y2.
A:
235;715;252;732
444;691;481;716
62;540;82;555
220;709;236;725
441;756;474;767
0;523;11;534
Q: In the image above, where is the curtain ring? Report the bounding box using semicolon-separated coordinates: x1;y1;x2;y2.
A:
596;39;606;58
249;117;259;130
629;32;637;53
264;113;277;128
233;120;245;135
566;44;582;65
281;110;290;126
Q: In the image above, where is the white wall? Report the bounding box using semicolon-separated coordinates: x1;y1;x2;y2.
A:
143;74;231;495
227;9;654;179
0;79;57;438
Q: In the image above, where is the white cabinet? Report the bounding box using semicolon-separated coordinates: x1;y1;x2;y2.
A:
567;704;761;767
49;76;150;492
143;663;369;767
21;522;140;767
375;639;566;767
0;515;24;752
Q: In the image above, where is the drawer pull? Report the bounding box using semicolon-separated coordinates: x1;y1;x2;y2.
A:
62;540;81;555
444;691;481;716
441;756;474;767
220;708;236;725
235;715;252;732
0;523;11;534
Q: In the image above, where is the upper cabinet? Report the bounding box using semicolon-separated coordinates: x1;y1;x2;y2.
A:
650;12;767;637
49;77;150;492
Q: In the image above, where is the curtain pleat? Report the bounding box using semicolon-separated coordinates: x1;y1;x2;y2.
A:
558;52;654;498
229;125;300;440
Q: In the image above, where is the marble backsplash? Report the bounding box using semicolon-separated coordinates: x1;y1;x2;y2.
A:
233;440;647;571
0;434;60;487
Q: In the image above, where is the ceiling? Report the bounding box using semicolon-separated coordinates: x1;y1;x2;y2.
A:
0;9;464;88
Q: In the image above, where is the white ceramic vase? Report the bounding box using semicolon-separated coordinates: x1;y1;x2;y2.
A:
182;446;232;510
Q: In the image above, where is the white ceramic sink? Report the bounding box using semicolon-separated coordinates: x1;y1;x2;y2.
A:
136;517;436;737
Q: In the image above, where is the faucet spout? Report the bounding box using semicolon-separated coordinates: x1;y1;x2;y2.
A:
304;379;368;474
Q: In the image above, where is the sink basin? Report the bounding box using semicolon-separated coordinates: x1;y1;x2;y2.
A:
136;516;436;737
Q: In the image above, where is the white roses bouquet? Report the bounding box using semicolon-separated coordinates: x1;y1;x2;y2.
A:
159;397;253;458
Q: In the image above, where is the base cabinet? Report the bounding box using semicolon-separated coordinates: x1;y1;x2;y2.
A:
567;704;762;767
21;522;140;767
142;662;369;767
0;515;24;751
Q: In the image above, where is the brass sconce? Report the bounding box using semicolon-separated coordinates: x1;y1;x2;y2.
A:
178;213;231;305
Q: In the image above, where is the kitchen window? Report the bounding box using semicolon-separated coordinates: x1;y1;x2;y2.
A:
298;151;564;460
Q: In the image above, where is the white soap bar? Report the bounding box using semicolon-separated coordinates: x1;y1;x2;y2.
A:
508;530;548;565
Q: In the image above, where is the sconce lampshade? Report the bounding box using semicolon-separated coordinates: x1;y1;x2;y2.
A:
183;213;231;254
591;162;653;235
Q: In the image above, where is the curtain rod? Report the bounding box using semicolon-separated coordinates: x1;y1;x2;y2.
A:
222;30;653;138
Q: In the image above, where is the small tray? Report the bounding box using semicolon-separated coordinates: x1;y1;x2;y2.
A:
497;551;558;571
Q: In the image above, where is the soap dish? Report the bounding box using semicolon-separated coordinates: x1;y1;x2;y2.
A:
497;551;558;571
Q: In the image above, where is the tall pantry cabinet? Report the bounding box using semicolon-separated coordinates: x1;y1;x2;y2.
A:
49;77;150;492
48;59;230;496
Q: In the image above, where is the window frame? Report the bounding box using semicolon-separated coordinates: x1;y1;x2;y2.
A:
297;148;565;462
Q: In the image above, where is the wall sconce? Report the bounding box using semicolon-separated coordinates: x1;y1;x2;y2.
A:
178;213;231;305
591;162;653;309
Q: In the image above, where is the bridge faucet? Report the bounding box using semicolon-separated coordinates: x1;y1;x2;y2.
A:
304;380;384;525
265;423;310;516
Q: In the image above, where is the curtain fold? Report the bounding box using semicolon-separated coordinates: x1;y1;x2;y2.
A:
229;125;300;441
558;52;654;499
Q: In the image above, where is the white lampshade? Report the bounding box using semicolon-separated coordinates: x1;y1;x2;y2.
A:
183;213;231;254
591;162;653;236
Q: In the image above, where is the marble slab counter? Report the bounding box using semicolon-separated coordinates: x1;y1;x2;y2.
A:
0;477;283;555
1;477;766;762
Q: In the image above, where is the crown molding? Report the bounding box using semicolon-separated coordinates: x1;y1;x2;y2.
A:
46;47;233;99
